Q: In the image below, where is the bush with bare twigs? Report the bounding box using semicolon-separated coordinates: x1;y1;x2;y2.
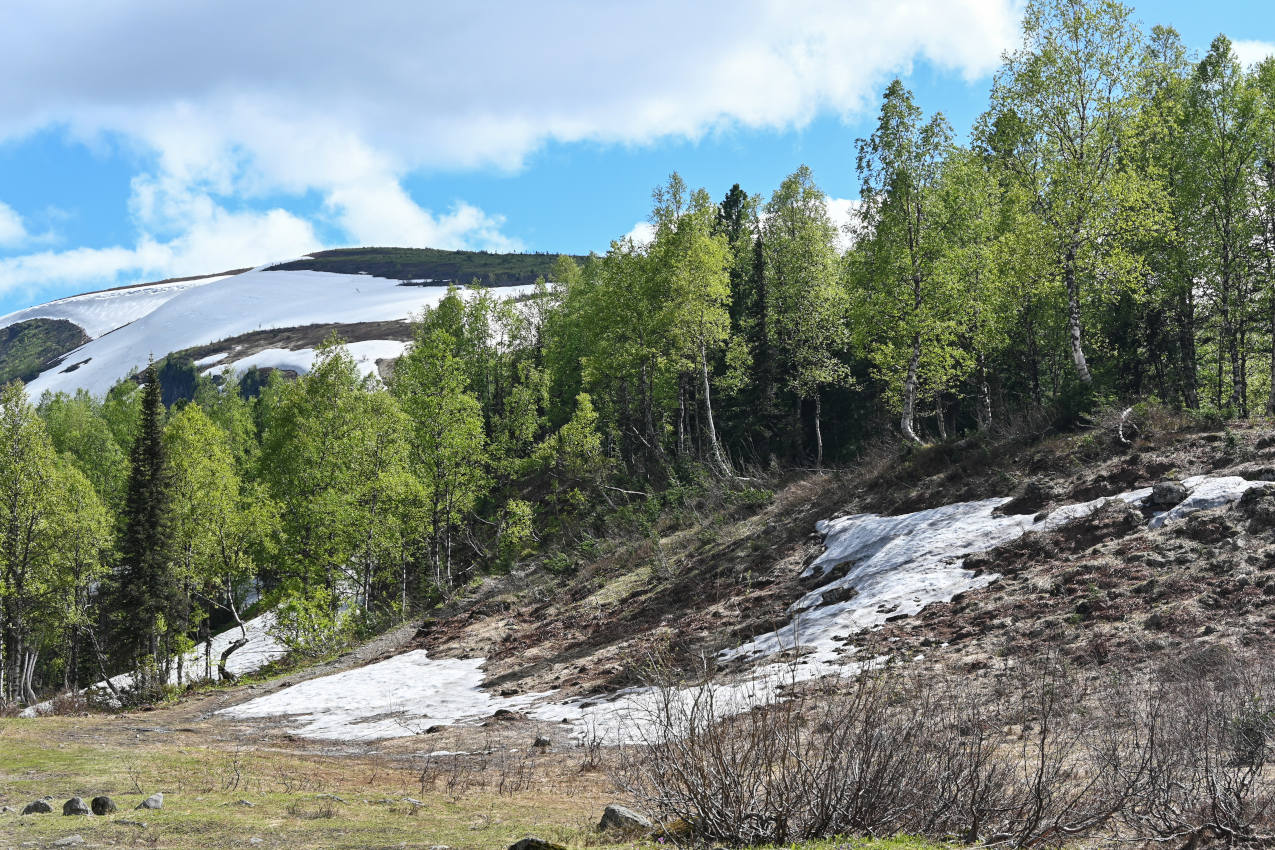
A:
613;651;1275;848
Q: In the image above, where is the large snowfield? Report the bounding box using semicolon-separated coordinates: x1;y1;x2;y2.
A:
2;266;533;397
218;473;1272;744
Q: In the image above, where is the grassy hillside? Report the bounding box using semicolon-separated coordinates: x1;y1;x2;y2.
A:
0;318;89;387
271;247;586;288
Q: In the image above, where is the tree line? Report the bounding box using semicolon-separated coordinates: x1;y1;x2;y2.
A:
3;0;1275;706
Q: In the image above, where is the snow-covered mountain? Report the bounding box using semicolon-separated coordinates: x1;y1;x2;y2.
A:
0;250;551;397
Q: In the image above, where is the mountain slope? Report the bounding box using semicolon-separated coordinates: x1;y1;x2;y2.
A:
0;248;559;397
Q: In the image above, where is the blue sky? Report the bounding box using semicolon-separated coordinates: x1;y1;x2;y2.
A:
1;0;1272;316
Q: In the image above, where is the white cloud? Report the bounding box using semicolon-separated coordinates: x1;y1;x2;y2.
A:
623;221;657;248
0;202;28;247
0;191;319;296
824;197;863;253
0;0;1021;297
1233;40;1275;68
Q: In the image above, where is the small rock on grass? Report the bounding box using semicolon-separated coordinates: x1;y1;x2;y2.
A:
598;803;652;833
91;795;117;815
62;797;90;816
22;799;53;814
508;838;568;850
136;792;163;810
53;836;85;847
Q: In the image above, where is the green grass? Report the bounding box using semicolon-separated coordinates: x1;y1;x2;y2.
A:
0;318;90;386
1;714;959;850
271;247;587;288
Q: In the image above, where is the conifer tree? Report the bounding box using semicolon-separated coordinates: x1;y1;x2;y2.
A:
111;361;177;696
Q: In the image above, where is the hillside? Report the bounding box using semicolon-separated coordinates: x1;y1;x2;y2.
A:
8;415;1275;848
0;247;560;397
0;318;89;386
271;247;585;287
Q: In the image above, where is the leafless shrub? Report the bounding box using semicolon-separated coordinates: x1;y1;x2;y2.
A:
614;652;1275;848
1116;653;1275;847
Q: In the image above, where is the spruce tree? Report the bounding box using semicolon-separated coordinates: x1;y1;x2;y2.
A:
111;362;177;696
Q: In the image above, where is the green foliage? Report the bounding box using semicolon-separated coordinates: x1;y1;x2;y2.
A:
268;587;344;659
0;318;89;387
269;246;585;288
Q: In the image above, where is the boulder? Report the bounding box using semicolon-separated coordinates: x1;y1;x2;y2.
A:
22;800;53;814
62;797;90;815
508;838;568;850
136;792;163;810
532;736;551;748
598;803;652;834
996;481;1057;516
1150;478;1188;508
91;795;117;815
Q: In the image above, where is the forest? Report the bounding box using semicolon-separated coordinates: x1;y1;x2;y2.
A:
4;0;1275;708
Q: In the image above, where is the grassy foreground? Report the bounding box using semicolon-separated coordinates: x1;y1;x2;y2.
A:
0;716;948;850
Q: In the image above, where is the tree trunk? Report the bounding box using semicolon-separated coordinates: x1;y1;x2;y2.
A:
813;391;824;469
699;344;730;474
1064;242;1093;384
934;396;947;441
976;352;993;430
901;334;922;444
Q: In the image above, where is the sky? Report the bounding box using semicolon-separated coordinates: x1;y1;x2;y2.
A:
1;0;1273;316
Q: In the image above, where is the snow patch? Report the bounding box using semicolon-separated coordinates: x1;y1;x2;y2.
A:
20;269;533;397
19;612;284;717
219;650;547;740
218;474;1271;744
221;339;407;383
1150;475;1270;527
0;274;234;339
194;352;229;368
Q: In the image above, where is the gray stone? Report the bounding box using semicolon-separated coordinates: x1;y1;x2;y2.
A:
598;803;652;834
0;805;14;813
91;795;117;815
1151;478;1188;507
52;836;85;847
136;792;163;810
508;838;568;850
62;797;90;816
22;800;53;814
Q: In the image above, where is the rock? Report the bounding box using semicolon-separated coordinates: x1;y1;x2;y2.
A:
819;585;860;606
597;803;652;834
22;800;53;814
492;709;525;721
508;839;567;850
996;480;1057;516
1239;485;1275;529
136;792;163;810
533;736;551;748
52;836;85;847
0;805;13;813
1150;478;1188;508
62;797;90;816
90;795;117;815
425;725;446;734
229;799;254;807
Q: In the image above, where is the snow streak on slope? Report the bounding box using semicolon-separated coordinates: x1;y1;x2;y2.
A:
20;612;284;717
220;475;1272;743
220;340;409;384
0;274;234;339
22;270;534;397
